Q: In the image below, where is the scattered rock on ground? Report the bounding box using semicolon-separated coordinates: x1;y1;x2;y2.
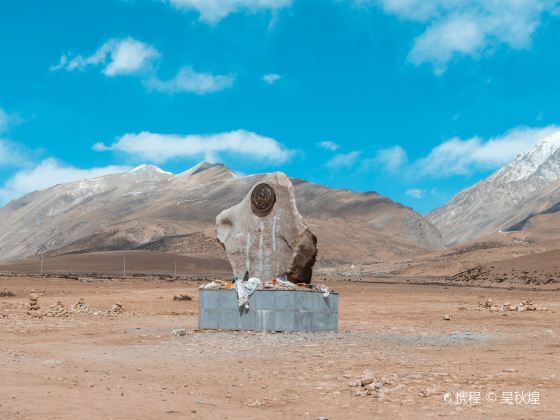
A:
360;369;375;386
107;303;124;316
419;389;430;397
477;297;547;313
172;328;187;336
373;381;385;390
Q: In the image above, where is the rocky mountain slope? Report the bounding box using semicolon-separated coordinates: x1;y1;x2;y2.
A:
428;130;560;245
0;162;444;265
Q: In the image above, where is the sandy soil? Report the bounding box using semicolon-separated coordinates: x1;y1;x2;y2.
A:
1;276;559;419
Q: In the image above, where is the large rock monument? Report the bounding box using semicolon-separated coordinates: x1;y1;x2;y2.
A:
216;172;317;284
198;173;337;332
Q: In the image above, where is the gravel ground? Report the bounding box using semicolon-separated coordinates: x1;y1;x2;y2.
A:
0;276;559;419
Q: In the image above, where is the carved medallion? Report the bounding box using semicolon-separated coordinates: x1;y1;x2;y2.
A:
251;183;276;217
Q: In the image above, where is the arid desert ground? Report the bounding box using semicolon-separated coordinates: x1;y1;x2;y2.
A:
1;272;558;419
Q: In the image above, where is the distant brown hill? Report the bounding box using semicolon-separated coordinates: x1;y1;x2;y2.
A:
0;162;444;266
447;248;560;286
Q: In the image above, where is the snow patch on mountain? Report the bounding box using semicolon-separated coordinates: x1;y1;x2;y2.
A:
131;164;173;175
489;131;560;184
428;130;560;245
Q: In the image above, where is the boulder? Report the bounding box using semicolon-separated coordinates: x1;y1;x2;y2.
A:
216;173;317;284
360;369;375;386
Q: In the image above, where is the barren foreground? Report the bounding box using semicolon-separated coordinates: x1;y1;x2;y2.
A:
1;276;559;419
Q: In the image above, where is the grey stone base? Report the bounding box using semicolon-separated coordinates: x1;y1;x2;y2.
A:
198;289;338;332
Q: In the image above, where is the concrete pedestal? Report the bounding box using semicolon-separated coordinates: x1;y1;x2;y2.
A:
198;289;338;332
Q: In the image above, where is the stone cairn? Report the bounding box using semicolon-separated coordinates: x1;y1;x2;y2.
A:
27;292;41;317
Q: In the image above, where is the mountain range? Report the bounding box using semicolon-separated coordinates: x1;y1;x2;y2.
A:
0;162;444;265
4;129;560;270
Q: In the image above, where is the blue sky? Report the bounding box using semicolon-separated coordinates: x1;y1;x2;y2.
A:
1;0;560;213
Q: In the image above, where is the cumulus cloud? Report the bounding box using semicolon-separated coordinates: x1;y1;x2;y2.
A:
370;0;559;73
414;125;560;176
0;140;30;168
263;73;282;85
0;158;130;205
165;0;292;23
341;125;560;180
405;188;424;198
145;67;234;94
374;145;408;172
317;141;340;151
325;151;361;169
51;37;160;77
52;39;232;94
93;129;295;164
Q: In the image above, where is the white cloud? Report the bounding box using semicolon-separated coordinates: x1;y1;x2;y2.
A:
415;125;560;177
51;37;160;77
0;140;30;168
325;151;361;169
374;145;407;172
349;125;560;180
165;0;292;23
317;140;340;151
405;188;424;198
409;15;486;74
145;67;235;94
94;129;295;164
371;0;559;72
263;73;282;85
0;108;10;133
0;158;130;205
0;140;13;165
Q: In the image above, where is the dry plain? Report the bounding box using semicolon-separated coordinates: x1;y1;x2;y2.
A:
1;274;559;419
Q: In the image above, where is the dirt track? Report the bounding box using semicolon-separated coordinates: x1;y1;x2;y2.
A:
1;276;559;419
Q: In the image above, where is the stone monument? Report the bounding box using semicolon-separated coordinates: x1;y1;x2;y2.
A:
216;172;317;283
198;173;338;332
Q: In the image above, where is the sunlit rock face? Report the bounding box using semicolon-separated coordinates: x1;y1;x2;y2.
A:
216;172;317;284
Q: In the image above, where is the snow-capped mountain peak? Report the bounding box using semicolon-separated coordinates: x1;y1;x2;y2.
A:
131;164;172;175
428;129;560;245
491;131;560;184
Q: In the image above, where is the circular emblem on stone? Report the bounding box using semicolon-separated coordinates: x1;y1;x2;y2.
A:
251;183;276;217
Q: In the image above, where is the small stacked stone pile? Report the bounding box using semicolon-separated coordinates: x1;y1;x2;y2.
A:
27;292;41;317
46;301;68;317
69;298;99;315
347;369;387;400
